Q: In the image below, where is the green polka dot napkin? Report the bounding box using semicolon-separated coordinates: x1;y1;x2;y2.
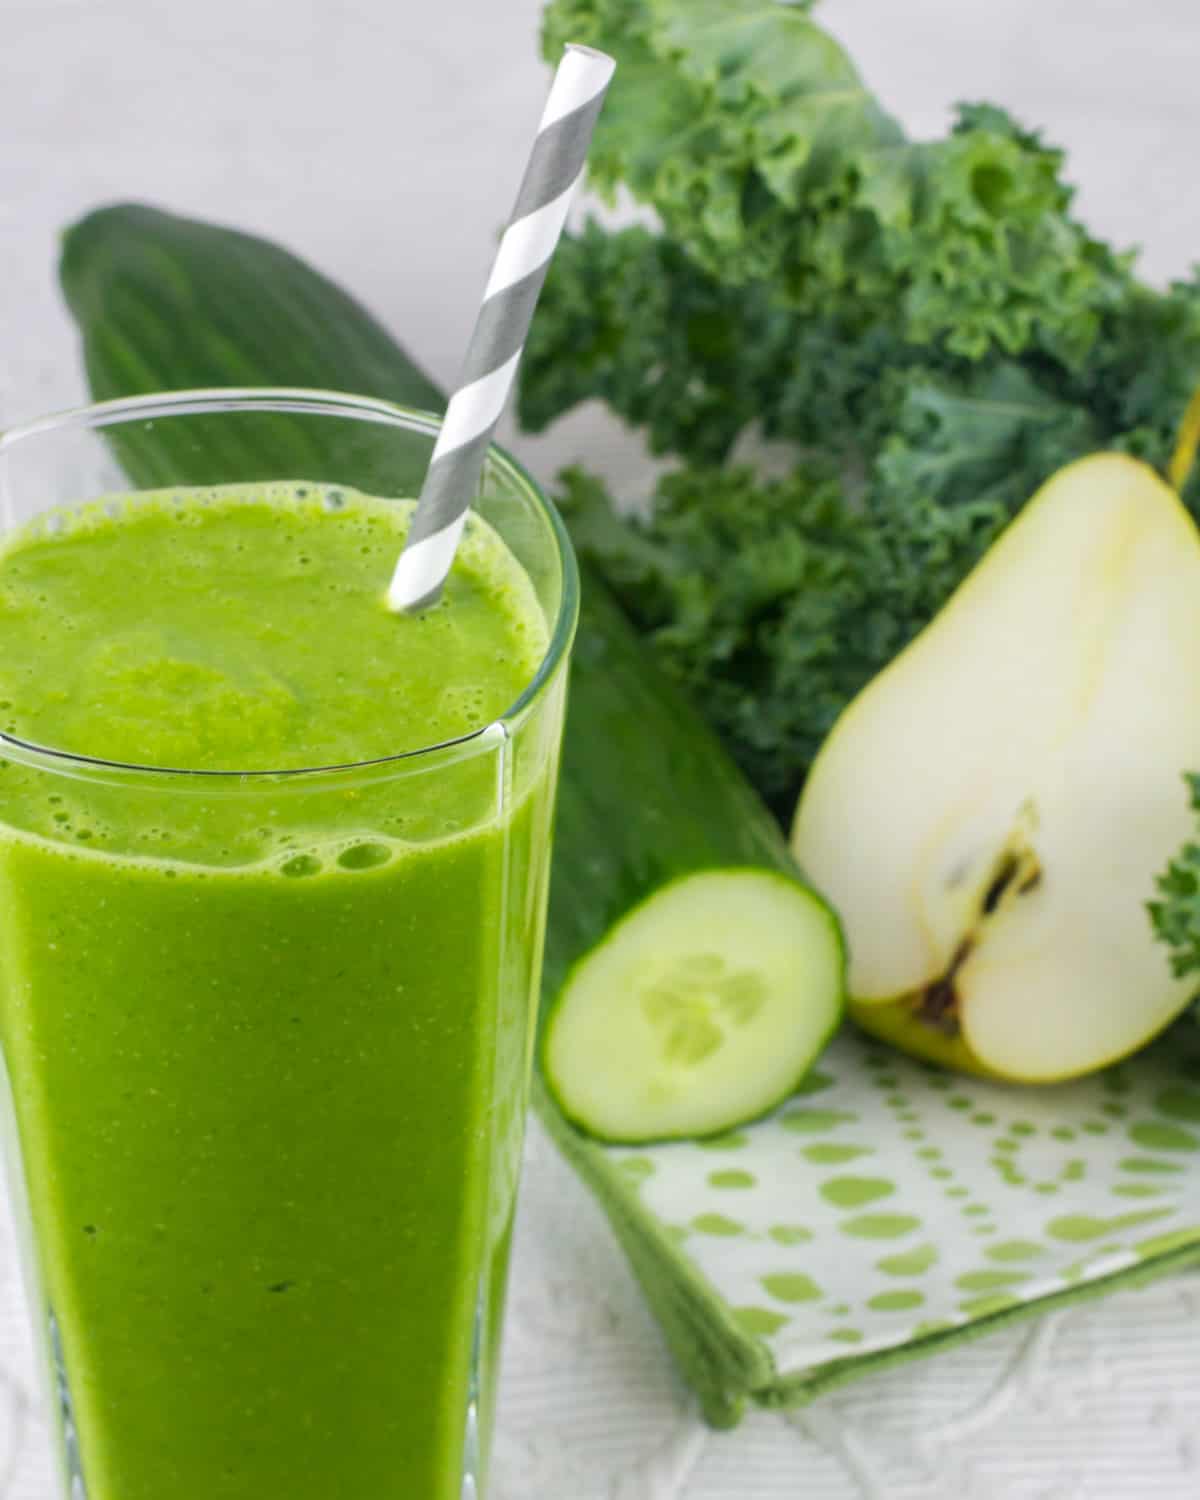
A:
534;1026;1200;1425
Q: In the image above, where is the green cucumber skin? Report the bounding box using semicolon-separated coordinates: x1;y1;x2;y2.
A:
59;203;845;1049
60;204;444;491
62;204;444;411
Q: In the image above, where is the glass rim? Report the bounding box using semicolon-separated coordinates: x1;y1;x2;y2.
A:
0;387;580;780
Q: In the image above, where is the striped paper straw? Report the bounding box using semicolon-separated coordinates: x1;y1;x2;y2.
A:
387;43;616;612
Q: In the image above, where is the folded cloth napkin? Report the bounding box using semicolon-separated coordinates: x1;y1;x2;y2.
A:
535;1026;1200;1426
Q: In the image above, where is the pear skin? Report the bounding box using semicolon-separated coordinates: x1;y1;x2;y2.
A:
847;996;999;1079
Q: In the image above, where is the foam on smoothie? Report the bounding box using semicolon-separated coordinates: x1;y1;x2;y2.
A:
0;482;547;772
0;483;549;868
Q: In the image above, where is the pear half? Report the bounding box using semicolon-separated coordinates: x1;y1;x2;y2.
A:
792;454;1200;1081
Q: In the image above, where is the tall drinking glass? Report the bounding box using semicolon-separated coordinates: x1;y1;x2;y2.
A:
0;390;577;1499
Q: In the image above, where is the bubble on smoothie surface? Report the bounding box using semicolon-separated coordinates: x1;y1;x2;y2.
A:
336;843;392;871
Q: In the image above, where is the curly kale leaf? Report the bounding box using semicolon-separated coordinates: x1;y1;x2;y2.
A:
1058;272;1200;481
542;0;1130;363
519;221;949;466
522;222;1200;513
517;224;799;464
870;361;1102;518
1150;775;1200;980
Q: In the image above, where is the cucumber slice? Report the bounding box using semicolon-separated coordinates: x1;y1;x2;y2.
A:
542;868;844;1143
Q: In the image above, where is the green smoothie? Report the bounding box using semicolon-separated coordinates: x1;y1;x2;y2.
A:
0;483;559;1499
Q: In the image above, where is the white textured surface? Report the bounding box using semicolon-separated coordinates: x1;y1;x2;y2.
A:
2;1;1199;1495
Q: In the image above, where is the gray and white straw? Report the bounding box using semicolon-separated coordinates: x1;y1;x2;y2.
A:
387;43;616;612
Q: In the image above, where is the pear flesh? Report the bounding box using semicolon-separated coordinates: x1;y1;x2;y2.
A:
792;454;1200;1082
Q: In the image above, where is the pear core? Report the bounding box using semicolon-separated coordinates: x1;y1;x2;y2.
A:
792;454;1200;1082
